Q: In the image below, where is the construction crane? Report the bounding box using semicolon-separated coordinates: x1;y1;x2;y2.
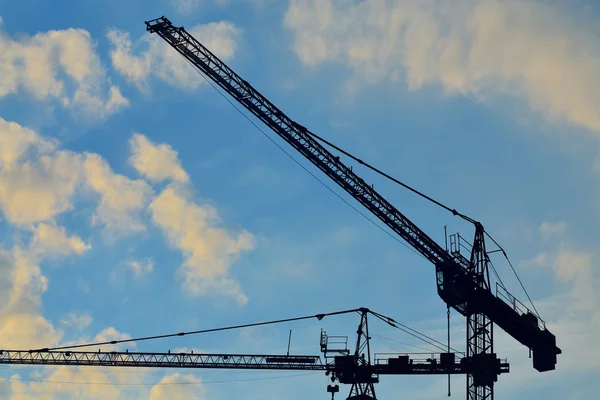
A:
140;16;561;400
0;308;509;399
0;16;559;400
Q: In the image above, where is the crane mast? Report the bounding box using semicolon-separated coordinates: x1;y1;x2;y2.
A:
142;16;560;400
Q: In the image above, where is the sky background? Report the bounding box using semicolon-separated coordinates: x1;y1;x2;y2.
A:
0;0;599;399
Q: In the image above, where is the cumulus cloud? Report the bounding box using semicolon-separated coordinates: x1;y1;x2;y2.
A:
30;221;91;256
0;117;57;169
5;355;150;400
130;133;189;183
0;149;83;226
528;247;595;312
0;220;96;349
0;246;59;348
0;119;152;234
107;21;241;91
148;185;254;303
83;153;152;233
0;24;128;118
510;224;600;383
149;373;206;400
0;118;146;231
93;327;133;349
284;0;600;132
0;118;254;306
0;118;82;226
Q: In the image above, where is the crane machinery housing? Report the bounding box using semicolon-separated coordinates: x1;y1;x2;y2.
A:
0;16;561;400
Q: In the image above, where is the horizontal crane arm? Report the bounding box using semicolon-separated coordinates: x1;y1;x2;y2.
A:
0;350;507;377
0;350;324;370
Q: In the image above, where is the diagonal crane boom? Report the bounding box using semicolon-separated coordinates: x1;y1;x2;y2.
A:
144;16;559;399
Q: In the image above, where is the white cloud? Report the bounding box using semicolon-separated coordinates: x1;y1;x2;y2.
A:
0;149;83;226
127;257;154;277
539;221;567;239
83;153;152;234
1;325;154;399
0;117;57;169
284;0;600;132
528;247;595;312
0;219;95;350
0;118;83;226
148;185;254;303
0;119;152;233
93;326;133;350
130;133;189;183
149;373;206;400
107;21;241;90
30;222;91;256
515;224;600;382
0;246;60;349
0;25;128;118
5;354;151;400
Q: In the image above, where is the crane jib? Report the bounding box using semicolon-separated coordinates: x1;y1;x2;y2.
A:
145;17;450;267
145;16;560;373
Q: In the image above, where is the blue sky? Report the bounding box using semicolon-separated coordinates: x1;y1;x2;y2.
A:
0;0;599;399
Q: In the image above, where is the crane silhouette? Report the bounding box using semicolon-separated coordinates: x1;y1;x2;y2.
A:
0;16;560;400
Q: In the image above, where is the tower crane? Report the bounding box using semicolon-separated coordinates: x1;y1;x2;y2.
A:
0;16;560;400
140;16;561;400
0;308;509;399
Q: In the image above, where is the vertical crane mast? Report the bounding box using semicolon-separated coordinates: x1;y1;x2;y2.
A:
348;309;376;399
467;224;494;400
145;16;560;400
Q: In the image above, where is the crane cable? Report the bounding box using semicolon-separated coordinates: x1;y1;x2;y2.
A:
369;310;462;354
32;308;453;355
369;333;438;353
484;231;541;319
34;309;362;352
303;129;477;224
182;57;427;262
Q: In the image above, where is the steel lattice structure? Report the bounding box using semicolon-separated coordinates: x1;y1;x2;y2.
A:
141;16;561;399
0;348;508;375
0;350;323;370
0;15;559;400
